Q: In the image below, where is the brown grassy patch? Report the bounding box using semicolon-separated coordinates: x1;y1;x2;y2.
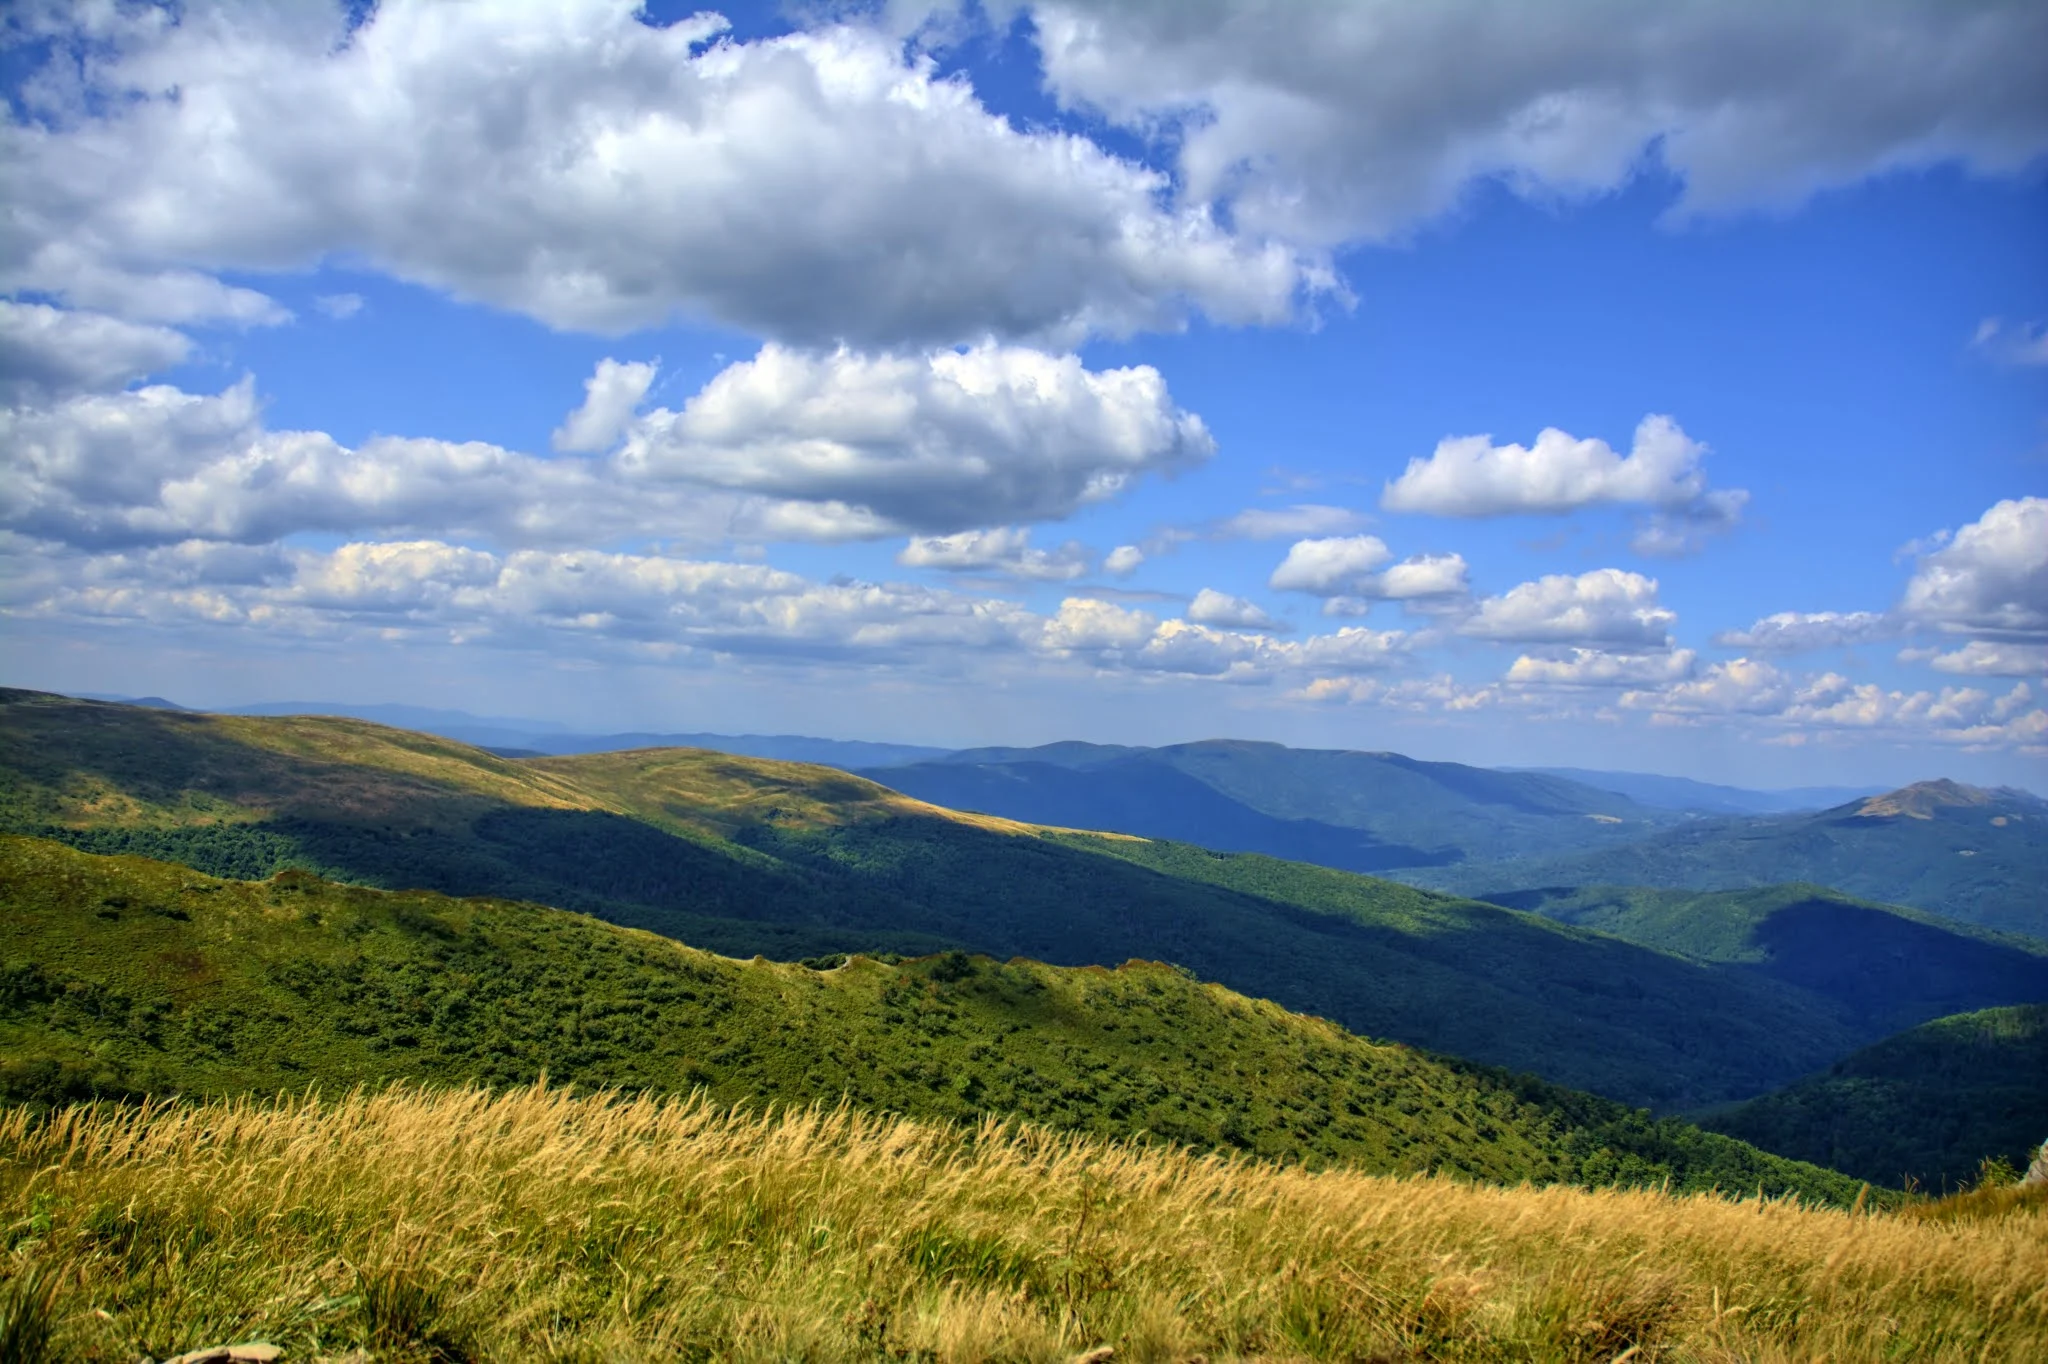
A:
5;1086;2042;1361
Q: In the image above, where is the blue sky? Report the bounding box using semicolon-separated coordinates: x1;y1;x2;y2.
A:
2;0;2045;788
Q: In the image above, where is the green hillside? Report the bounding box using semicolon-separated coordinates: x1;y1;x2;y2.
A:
1704;1005;2048;1191
0;834;1871;1205
1406;780;2048;938
0;690;1890;1111
1482;883;2048;1037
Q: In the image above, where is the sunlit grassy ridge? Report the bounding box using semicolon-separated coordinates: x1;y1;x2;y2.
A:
0;836;1863;1199
5;1087;2044;1362
0;691;1898;1110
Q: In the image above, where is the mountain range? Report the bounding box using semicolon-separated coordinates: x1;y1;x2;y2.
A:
6;688;2046;1124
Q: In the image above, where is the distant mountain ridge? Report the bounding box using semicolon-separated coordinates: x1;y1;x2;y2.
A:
870;739;1686;870
1511;766;1882;815
1415;781;2048;938
80;693;948;769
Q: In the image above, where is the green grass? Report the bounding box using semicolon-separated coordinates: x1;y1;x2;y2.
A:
0;835;1870;1203
1703;1005;2048;1192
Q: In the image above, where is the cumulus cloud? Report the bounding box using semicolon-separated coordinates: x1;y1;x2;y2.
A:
0;339;1208;549
1296;673;1498;712
1506;648;1697;688
1712;610;1893;652
0;301;191;403
1618;658;2047;751
618;343;1213;532
554;358;659;453
17;535;1047;660
3;2;1321;346
897;526;1089;581
1318;553;1473;617
1186;587;1286;632
1267;535;1392;594
1380;417;1745;552
1898;497;2048;640
1460;569;1675;648
1102;544;1145;576
1021;0;2048;245
1906;640;2048;679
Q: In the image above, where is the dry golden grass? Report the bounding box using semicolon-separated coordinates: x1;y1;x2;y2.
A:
5;1087;2043;1362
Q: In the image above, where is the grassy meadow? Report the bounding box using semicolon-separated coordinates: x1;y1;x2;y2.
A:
3;1086;2044;1363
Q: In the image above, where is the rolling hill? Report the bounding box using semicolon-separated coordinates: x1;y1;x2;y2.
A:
1407;780;2048;938
1702;1005;2048;1191
2;688;2035;1112
0;834;1866;1202
1482;883;2048;1039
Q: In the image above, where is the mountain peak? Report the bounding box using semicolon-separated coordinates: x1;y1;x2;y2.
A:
1853;779;1998;820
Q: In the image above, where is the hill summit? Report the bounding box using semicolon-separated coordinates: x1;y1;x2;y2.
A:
1850;779;2035;821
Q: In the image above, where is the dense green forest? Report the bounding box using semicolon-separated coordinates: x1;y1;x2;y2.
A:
0;834;1874;1204
1704;1005;2048;1190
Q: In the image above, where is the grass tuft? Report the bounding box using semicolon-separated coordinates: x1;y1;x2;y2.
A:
0;1265;60;1364
4;1086;2044;1361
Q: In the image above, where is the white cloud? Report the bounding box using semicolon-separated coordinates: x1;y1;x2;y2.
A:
1267;535;1392;594
1034;596;1402;679
1022;0;2048;246
1;341;1208;549
1375;552;1472;601
1712;610;1893;652
1507;648;1697;688
314;293;365;320
1907;640;2048;679
1213;504;1366;539
4;2;1322;346
1040;596;1159;653
1319;553;1473;617
1623;658;1793;717
0;301;191;403
1461;569;1675;648
897;526;1089;581
554;358;659;454
1619;658;2047;752
1186;587;1285;632
1898;497;2048;641
18;535;1048;660
1970;317;2048;367
1381;417;1744;550
619;343;1213;532
1103;544;1144;576
9;245;291;327
1297;673;1498;712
